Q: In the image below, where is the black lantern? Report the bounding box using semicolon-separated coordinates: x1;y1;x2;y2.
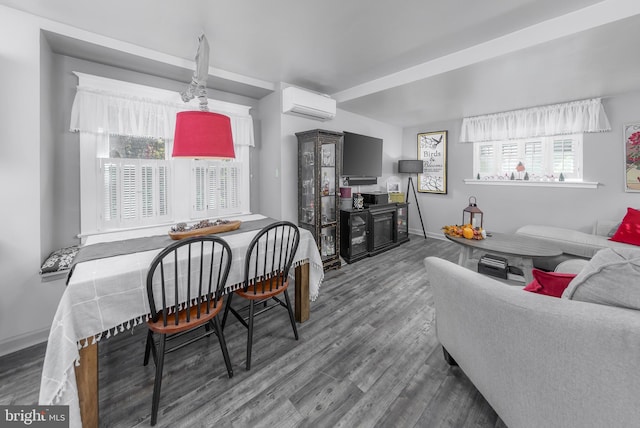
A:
462;196;483;228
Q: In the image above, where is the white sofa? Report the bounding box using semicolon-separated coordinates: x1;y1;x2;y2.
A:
424;254;640;428
516;220;635;259
515;220;636;270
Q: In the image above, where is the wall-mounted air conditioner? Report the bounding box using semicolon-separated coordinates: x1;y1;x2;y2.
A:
282;86;336;121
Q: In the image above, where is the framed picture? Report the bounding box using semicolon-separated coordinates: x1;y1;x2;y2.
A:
417;130;447;194
624;122;640;192
386;181;400;193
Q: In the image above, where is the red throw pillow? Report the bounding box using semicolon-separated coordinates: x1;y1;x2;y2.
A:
523;269;577;298
609;207;640;246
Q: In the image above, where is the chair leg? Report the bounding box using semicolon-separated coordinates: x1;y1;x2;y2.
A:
150;335;166;426
283;289;299;340
246;300;255;370
213;316;233;378
222;292;234;330
143;330;153;366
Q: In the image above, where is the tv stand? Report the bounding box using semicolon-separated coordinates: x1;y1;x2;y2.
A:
340;203;409;263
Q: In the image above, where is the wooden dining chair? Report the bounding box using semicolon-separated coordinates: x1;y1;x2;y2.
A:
143;236;233;426
222;221;300;370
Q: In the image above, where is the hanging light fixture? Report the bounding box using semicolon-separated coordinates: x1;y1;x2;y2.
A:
172;34;235;159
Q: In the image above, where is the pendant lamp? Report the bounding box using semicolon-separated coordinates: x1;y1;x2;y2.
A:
172;35;235;159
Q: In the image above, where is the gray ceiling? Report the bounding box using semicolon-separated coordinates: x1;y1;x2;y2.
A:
2;0;639;127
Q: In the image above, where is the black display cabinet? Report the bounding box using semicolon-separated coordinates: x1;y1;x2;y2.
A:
296;129;343;271
340;202;409;263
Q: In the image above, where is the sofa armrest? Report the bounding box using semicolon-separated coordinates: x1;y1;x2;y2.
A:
424;256;640;428
515;224;632;258
593;219;619;237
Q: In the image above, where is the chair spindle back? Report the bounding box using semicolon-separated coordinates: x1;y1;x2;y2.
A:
244;221;300;294
147;236;232;326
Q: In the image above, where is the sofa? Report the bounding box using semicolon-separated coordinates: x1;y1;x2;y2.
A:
424;248;640;428
515;219;637;270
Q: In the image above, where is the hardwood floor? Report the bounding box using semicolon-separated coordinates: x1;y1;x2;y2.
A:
0;236;507;428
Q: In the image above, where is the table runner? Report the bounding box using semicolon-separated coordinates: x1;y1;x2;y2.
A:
39;217;324;428
68;217;276;280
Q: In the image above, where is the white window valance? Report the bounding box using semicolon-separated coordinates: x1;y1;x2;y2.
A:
69;72;255;147
459;98;611;143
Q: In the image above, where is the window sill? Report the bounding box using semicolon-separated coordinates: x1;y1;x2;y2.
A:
463;179;599;189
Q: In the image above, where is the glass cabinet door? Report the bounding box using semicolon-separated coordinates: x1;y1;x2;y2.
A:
320;226;336;259
320;143;336;225
349;212;368;257
320;143;337;259
299;140;316;227
396;204;409;242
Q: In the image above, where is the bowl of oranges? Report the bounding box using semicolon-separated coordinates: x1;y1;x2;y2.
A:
442;223;486;240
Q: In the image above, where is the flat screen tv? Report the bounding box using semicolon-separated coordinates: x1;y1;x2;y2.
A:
342;131;383;178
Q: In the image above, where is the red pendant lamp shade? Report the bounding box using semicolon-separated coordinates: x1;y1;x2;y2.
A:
172;111;235;158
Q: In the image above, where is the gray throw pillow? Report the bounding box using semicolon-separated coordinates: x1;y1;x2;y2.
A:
562;248;640;310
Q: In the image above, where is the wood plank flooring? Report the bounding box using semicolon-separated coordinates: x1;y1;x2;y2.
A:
0;236;507;428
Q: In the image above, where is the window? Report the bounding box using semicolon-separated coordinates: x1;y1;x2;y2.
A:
100;157;171;229
190;160;243;218
74;73;253;235
97;135;171;229
473;134;583;181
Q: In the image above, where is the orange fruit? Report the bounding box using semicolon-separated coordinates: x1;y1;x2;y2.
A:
462;227;474;239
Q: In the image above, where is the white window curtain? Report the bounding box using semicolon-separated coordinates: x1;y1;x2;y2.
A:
69;73;254;147
459;98;610;143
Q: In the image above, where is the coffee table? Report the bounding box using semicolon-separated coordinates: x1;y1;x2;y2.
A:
444;232;562;283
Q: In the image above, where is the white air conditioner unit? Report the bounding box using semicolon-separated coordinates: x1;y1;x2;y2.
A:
282;86;336;121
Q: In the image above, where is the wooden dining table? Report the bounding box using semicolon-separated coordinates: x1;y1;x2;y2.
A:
38;215;324;428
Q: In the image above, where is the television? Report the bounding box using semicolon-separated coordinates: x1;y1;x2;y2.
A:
342;131;383;179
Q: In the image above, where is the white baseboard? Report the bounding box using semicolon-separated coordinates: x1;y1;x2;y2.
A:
0;328;50;358
408;228;445;240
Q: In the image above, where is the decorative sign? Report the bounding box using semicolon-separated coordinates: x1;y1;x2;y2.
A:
624;122;640;192
417;130;448;194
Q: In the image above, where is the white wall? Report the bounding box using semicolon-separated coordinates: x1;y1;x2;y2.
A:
256;91;284;220
402;91;640;237
0;7;67;355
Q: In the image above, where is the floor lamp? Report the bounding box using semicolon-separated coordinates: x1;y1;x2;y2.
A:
398;160;427;239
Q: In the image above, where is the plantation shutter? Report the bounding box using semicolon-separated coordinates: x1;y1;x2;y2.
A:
101;159;170;228
141;165;153;218
478;144;494;176
553;139;576;176
501;143;518;174
192;164;207;216
524;141;543;175
191;160;243;218
121;163;138;223
220;163;241;213
207;165;218;212
158;165;169;217
103;162;118;226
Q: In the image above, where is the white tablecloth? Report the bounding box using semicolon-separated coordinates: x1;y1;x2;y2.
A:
38;215;324;427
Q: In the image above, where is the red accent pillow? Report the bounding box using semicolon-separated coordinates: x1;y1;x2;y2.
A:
523;269;577;298
609;207;640;246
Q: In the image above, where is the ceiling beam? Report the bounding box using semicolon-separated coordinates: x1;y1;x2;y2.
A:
332;0;640;104
37;14;275;94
